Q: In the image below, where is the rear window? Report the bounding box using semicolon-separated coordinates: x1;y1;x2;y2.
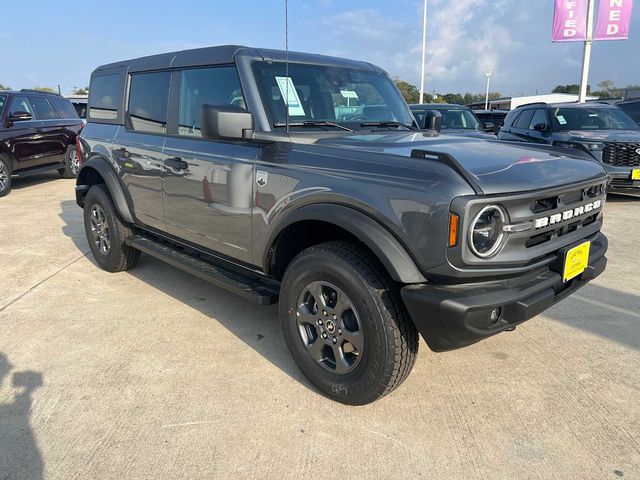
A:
52;97;79;119
127;71;171;134
89;74;121;120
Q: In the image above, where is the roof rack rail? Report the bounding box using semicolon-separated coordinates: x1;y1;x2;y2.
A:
514;102;548;109
19;89;61;96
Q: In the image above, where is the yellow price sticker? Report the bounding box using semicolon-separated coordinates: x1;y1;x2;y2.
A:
632;169;640;180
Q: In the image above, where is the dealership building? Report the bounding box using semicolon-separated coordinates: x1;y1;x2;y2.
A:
468;93;598;111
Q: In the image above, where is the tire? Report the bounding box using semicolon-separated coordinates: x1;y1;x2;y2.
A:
83;184;140;272
58;145;80;179
0;155;11;197
280;241;418;405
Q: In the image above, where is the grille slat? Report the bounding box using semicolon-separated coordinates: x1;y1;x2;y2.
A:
602;142;640;167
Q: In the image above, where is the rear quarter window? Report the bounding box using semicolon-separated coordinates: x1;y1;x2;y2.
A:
52;97;80;119
88;72;124;123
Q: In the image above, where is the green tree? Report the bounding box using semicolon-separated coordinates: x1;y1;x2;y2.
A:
394;79;420;104
552;84;591;94
30;86;56;93
0;83;10;90
72;87;89;95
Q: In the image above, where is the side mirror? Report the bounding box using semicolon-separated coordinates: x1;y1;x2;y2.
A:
201;104;253;140
533;122;549;132
424;110;442;132
483;121;495;131
9;111;33;123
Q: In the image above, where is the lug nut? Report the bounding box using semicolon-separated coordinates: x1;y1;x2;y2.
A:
318;319;323;325
322;332;328;339
333;314;337;320
332;337;337;344
322;310;328;316
338;328;342;335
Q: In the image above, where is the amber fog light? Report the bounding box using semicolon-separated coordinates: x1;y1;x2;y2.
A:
469;205;507;258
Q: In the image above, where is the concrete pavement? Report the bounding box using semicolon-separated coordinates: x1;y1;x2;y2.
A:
1;173;639;479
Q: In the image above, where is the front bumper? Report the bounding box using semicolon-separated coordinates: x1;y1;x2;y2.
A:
605;165;640;192
401;233;608;352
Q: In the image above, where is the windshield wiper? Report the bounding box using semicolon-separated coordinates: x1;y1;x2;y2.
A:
360;121;416;131
274;121;354;132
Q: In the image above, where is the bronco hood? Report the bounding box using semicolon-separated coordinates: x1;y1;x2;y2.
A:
316;133;608;195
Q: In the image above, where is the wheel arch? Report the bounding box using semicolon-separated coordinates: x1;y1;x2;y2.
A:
265;204;427;284
76;156;134;223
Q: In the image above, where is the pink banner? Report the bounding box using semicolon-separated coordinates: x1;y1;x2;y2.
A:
594;0;634;40
553;0;589;42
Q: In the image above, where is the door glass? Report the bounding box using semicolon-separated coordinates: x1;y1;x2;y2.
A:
8;96;35;118
513;109;534;129
90;74;121;120
528;109;548;130
178;66;245;137
29;97;58;119
128;71;171;133
0;95;5;114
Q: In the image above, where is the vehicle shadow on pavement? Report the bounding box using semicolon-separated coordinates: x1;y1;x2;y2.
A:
545;283;640;351
0;352;44;480
10;172;62;190
58;200;315;392
128;256;315;388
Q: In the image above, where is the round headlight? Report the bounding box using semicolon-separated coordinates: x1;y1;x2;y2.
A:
469;205;507;258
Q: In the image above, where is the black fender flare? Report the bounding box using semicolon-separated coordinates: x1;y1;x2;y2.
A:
265;204;427;284
76;156;134;224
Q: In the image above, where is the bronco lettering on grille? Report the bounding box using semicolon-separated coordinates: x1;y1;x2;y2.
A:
534;200;602;229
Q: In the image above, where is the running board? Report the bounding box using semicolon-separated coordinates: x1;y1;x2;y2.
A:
126;235;279;305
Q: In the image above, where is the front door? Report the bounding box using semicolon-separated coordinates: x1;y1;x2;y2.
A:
161;65;256;264
5;95;49;170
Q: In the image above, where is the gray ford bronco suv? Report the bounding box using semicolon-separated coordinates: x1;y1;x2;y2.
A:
76;46;609;405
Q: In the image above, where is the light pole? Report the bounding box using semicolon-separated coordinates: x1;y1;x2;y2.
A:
419;0;427;104
579;0;595;103
484;70;493;110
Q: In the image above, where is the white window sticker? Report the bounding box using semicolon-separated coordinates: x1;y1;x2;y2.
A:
275;76;306;117
340;90;359;99
556;115;567;125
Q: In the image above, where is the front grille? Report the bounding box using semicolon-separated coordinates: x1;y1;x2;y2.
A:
602;142;640;167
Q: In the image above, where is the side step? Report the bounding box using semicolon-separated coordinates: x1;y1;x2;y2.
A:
126;235;279;305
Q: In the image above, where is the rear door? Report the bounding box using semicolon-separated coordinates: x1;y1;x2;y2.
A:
509;109;535;142
113;71;171;230
524;108;553;144
5;95;50;170
28;95;69;165
162;65;258;264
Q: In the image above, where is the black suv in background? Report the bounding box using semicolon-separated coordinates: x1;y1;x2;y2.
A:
0;90;83;196
76;46;608;404
409;103;493;134
497;102;640;194
473;109;508;133
618;99;640;124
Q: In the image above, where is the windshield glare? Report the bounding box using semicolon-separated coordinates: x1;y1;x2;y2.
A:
551;107;639;131
252;61;415;130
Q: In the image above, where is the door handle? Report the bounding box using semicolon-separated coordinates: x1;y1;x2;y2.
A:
165;157;189;171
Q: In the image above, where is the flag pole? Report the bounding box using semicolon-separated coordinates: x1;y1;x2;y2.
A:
419;0;427;104
579;0;595;103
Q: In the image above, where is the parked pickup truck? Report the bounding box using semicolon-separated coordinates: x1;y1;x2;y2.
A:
76;45;609;405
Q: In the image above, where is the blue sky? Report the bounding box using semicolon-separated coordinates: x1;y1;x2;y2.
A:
1;0;638;96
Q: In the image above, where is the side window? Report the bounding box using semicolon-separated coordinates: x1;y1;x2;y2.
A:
89;74;121;120
0;95;5;115
514;109;534;129
528;109;548;130
8;96;35;118
29;97;59;120
51;97;79;119
178;66;245;137
128;71;171;134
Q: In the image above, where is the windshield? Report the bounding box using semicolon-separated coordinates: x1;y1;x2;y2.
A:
551;107;639;131
252;61;415;131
